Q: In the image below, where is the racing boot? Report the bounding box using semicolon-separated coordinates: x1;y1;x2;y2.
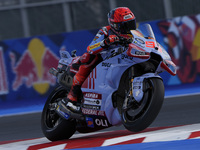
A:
57;84;83;120
61;84;82;114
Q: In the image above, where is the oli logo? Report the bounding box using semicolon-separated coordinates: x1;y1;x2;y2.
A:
10;38;59;94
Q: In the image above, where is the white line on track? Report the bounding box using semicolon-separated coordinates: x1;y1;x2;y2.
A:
102;123;200;146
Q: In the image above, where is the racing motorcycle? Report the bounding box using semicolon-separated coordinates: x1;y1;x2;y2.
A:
41;24;177;141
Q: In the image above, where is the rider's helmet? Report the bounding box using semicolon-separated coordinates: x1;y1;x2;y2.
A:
108;7;136;36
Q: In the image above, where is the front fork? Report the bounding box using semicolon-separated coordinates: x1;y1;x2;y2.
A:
122;67;139;110
123;70;160;111
128;66;134;98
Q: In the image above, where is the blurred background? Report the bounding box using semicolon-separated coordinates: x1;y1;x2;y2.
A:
0;0;200;116
0;0;200;40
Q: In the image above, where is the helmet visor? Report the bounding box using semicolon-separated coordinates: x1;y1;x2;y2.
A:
120;19;136;34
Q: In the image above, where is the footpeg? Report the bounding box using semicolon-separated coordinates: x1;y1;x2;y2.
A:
56;101;84;121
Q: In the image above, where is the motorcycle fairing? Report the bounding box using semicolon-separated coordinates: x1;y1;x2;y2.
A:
129;25;177;76
81;54;133;126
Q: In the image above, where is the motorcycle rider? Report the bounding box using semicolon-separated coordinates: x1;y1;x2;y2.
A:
60;7;137;114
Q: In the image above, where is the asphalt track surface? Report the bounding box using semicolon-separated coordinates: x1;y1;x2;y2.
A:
0;94;200;142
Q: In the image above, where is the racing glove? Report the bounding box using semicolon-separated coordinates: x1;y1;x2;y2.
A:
101;35;120;48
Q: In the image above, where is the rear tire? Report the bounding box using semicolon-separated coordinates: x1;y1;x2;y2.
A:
41;86;76;141
121;78;164;132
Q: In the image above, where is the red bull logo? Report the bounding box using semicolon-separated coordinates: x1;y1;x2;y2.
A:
10;38;59;94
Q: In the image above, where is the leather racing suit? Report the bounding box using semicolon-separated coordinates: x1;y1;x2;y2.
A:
67;26;127;104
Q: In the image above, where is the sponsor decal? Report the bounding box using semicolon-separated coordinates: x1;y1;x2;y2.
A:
95;119;108;127
83;92;102;106
94;36;99;41
97;111;105;116
145;41;155;48
135;38;145;44
86;117;94;128
102;62;111;67
84;92;101;99
121;53;133;60
123;14;132;20
82;108;98;115
89;43;100;50
56;105;70;120
83;104;101;110
134;41;145;48
94;32;103;41
82;108;105;116
135;50;146;55
84;99;101;105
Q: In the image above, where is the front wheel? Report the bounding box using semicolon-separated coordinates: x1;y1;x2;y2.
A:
121;78;164;132
41;86;76;141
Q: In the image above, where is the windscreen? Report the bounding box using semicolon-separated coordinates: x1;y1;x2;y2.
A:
137;24;156;40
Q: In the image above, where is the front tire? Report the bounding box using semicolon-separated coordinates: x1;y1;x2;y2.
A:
41;86;76;141
121;78;164;132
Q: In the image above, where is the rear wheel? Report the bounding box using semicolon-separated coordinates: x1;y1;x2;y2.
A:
121;78;164;132
41;86;76;141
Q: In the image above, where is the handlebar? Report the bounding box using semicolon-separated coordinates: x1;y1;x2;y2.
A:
49;67;59;77
118;37;133;47
49;67;73;87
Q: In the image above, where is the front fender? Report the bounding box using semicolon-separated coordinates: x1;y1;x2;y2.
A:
132;73;162;102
